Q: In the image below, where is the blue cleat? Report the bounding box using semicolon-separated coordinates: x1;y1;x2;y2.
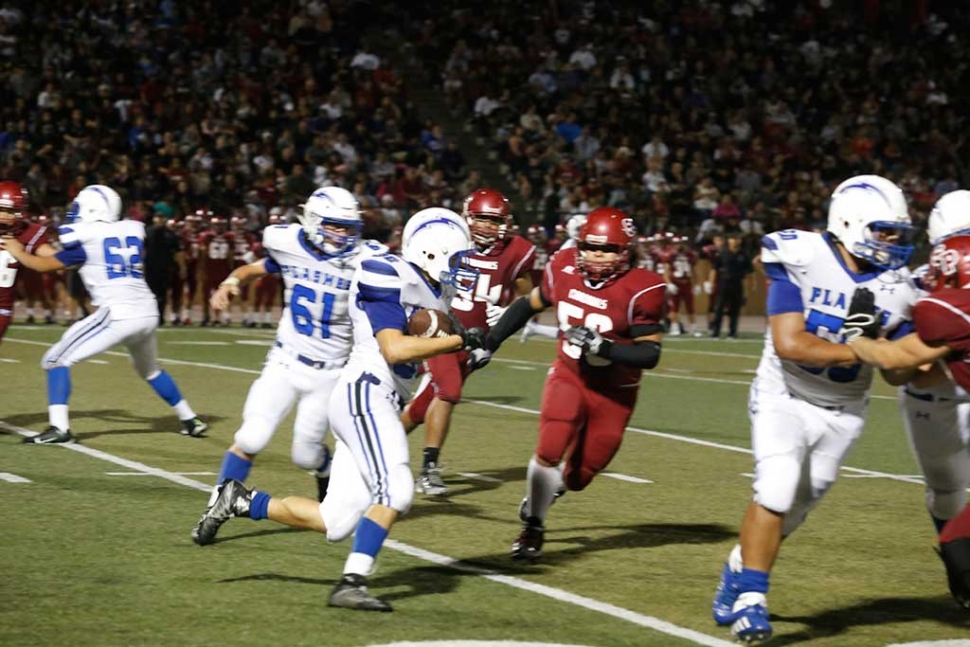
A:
712;562;741;624
731;600;772;644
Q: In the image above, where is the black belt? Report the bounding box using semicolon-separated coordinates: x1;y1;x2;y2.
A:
274;342;344;370
788;392;844;412
904;387;951;403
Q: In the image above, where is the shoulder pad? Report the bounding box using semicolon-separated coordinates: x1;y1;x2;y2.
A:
260;223;297;251
760;230;817;268
359;239;389;258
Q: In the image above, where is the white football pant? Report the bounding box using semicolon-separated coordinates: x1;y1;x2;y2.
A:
749;380;866;536
320;439;374;541
42;309;160;378
233;346;342;470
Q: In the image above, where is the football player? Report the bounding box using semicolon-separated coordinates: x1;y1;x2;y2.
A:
2;185;206;443
401;188;535;495
251;211;284;329
664;235;701;336
0;182;56;342
192;187;382;544
483;207;666;561
229;215;258;327
177;211;205;325
198;215;234;326
194;208;486;612
710;175;920;642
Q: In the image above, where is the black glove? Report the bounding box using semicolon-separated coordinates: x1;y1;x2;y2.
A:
467;348;492;372
842;287;880;340
461;326;486;351
564;326;612;358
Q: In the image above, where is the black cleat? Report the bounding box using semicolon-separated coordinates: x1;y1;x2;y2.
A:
44;315;55;325
260;322;272;329
511;518;545;561
316;474;330;503
22;426;75;445
26;315;36;325
180;417;208;437
328;574;393;612
940;538;970;610
191;479;254;545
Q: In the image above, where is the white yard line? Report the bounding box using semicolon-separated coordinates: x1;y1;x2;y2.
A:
0;419;734;647
106;471;217;477
0;472;31;483
456;472;504;484
602;473;653;484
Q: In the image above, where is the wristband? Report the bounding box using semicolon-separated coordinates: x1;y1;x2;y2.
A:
220;276;241;288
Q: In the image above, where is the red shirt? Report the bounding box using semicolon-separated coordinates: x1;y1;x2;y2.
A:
541;249;666;391
912;289;970;392
668;249;698;286
232;231;257;265
0;223;50;310
451;236;536;333
182;230;201;263
198;231;235;273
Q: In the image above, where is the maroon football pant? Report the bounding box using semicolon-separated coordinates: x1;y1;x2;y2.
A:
408;350;471;424
537;361;637;491
0;313;10;343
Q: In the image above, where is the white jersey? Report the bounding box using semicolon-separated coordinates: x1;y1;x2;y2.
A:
344;253;451;398
55;220;156;319
755;230;920;408
262;224;385;362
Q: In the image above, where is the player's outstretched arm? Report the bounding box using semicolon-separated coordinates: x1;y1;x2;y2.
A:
485;286;549;352
375;328;464;365
0;237;66;273
771;312;859;368
210;260;271;310
848;333;950;372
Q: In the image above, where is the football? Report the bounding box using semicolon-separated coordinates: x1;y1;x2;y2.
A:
407;308;455;338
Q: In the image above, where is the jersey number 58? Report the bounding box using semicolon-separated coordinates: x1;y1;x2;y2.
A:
557;301;613;364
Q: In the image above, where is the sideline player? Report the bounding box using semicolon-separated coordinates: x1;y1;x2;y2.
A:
199;215;234;326
663;235;701;336
2;185;206;443
849;231;970;610
193;207;486;611
191;187;382;544
483;206;666;561
0;181;55;343
710;175;919;642
402;188;535;495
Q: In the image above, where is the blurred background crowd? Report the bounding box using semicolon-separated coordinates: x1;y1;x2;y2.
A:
2;0;966;260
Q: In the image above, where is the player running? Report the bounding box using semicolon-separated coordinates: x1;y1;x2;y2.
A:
1;185;206;443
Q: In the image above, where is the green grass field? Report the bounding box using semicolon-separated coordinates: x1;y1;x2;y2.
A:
2;325;969;647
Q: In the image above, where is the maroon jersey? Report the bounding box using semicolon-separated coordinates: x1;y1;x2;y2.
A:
637;250;658;272
668;249;698;287
232;231;257;266
182;230;202;264
198;231;235;276
542;248;665;390
529;242;550;288
0;223;50;311
451;236;536;332
912;289;970;391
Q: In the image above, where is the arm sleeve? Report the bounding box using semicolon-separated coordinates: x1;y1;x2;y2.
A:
55;245;87;266
262;255;281;274
485;296;544;352
764;262;803;315
603;340;662;369
57;225;82;249
357;259;407;334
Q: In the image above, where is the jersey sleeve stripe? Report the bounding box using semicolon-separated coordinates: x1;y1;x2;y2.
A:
511;245;537;279
263;255;281;274
361;259;398;277
626;282;666;326
766;280;803;316
357;283;401;302
919;297;970;327
25;226;45;253
762;262;792;283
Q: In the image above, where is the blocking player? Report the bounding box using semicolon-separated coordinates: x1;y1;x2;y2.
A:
1;185;206;443
0;181;56;343
483;206;666;561
194;207;486;611
710;175;920;642
402;188;535;495
848;232;970;611
663;235;701;336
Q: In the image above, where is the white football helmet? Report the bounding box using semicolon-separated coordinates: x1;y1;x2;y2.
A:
927;190;970;245
66;185;122;224
827;174;914;270
299;186;362;257
402;207;477;289
566;213;587;241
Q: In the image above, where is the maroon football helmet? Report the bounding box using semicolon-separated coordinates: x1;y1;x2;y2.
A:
526;224;546;244
210;215;228;234
463;187;511;250
230;215;246;232
574;207;637;285
0;180;28;233
924;235;970;293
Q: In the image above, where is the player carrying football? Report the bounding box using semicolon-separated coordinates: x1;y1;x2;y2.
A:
483;206;667;561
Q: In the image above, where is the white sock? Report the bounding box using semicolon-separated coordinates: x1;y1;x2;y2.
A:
533;324;560;339
344;552;375;577
174;400;196;420
49;404;70;431
527;456;562;523
728;544;743;572
264;311;272;323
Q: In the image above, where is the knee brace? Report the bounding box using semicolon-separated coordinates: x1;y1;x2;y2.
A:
233;419;276;456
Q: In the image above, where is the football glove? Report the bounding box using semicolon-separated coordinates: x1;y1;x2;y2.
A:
703;280;713;295
666;282;679;296
467;348;492;372
841;287;880;341
565;325;611;358
485;303;508;328
461;327;487;351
